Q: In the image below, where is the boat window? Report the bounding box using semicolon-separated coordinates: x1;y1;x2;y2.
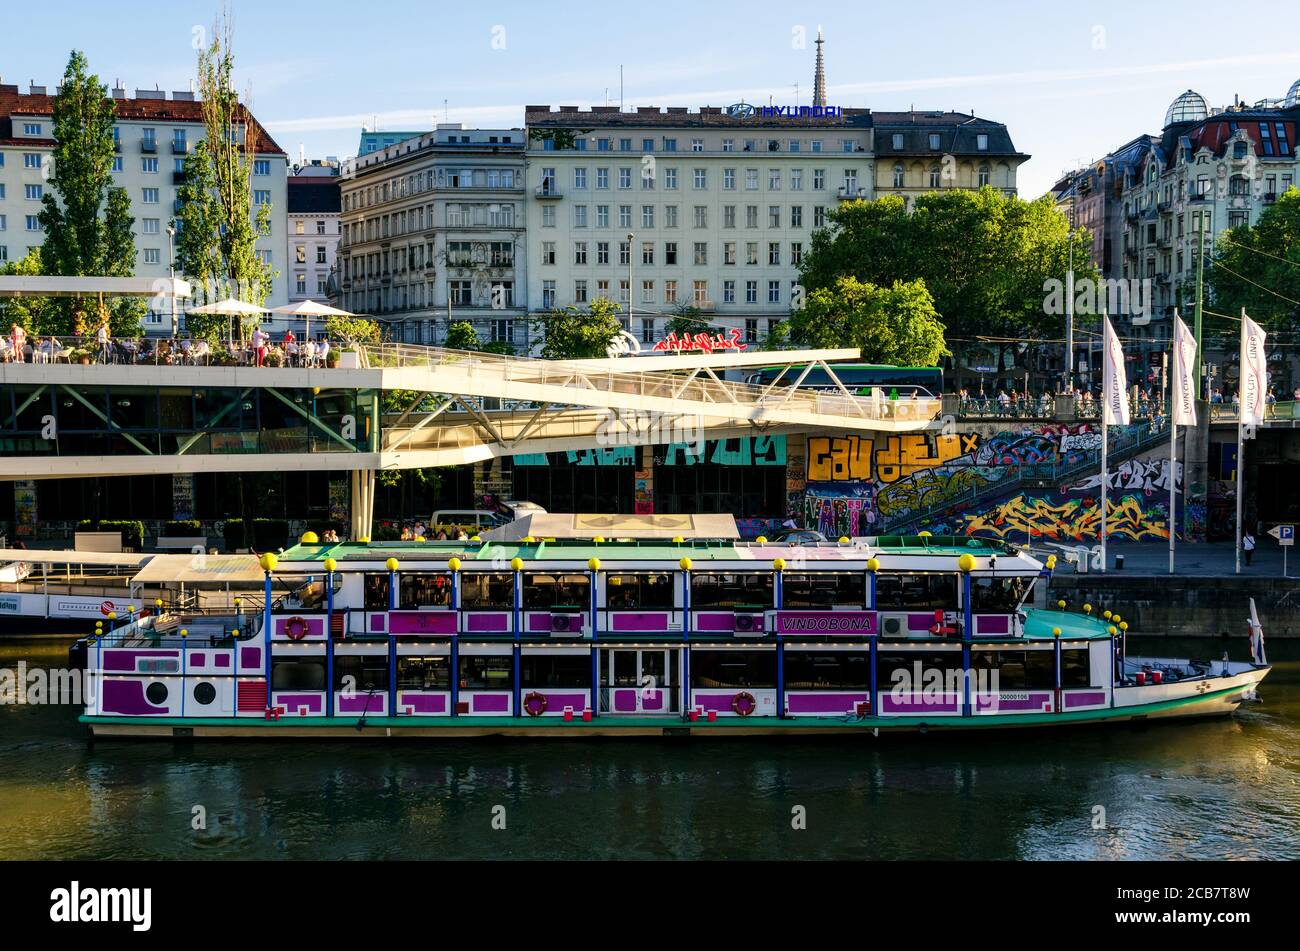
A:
690;573;774;610
782;572;866;609
272;659;326;691
971;649;1054;690
363;572;390;610
399;573;452;609
690;650;777;688
332;655;389;692
875;574;958;611
783;652;868;689
397;656;450;690
520;654;592;688
875;651;962;689
605;573;675;610
460;573;514;610
969;576;1027;613
1061;648;1091;687
457;654;513;689
524;573;591;609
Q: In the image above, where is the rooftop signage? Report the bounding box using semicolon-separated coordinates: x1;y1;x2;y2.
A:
651;329;748;354
725;102;843;119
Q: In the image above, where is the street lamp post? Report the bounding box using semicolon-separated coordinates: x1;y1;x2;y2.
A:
626;231;635;334
166;225;178;339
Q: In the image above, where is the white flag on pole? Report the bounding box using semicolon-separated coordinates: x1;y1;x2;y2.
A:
1240;311;1268;426
1248;597;1267;666
1172;314;1198;427
1102;315;1130;426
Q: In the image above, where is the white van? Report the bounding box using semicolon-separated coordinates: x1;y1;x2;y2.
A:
431;510;506;532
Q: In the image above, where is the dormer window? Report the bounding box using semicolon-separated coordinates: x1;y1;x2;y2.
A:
928;133;941;150
892;133;904;150
976;133;989;151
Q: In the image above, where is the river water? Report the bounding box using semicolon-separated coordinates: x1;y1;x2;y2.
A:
1;635;1296;860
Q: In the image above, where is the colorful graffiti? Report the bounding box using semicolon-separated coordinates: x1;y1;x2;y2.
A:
802;422;1180;542
964;494;1171;542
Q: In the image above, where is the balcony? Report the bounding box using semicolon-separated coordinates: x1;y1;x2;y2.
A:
1156;234;1172;250
534;183;563;199
172;140;189;156
837;185;867;200
1263;192;1278;204
141;140;157;154
172;171;187;186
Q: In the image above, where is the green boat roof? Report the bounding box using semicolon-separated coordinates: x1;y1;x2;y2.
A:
1022;609;1114;640
279;534;1022;564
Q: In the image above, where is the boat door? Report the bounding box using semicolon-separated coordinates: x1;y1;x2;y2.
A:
605;648;674;714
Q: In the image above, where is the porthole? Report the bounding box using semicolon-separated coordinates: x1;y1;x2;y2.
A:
192;682;216;705
145;682;169;706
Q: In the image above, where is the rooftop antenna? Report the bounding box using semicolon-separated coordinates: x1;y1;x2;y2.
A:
620;65;624;111
444;99;449;122
795;82;800;108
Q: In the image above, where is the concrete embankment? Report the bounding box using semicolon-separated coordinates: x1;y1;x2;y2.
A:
1044;575;1300;637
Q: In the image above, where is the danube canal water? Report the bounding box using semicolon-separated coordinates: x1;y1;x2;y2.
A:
1;635;1296;860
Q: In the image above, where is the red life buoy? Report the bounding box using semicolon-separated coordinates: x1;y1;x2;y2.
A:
732;691;757;717
523;691;548;717
284;616;309;641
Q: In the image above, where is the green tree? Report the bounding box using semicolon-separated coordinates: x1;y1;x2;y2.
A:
800;187;1095;371
533;297;623;359
323;314;380;345
174;12;275;338
663;303;721;340
787;277;949;366
1207;186;1300;334
444;320;480;351
0;250;59;333
36;50;139;335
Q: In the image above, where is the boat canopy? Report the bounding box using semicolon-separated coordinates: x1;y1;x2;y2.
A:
481;513;740;542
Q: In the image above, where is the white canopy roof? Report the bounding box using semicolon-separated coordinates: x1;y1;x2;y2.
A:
186;297;268;316
270;300;353;317
482;513;740;541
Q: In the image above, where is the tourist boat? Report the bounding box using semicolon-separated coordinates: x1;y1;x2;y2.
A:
73;515;1271;738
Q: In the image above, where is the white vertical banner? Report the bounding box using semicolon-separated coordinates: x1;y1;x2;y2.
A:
1102;316;1130;426
1239;311;1268;426
1171;314;1198;427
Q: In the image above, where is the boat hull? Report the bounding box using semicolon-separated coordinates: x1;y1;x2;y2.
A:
81;667;1268;739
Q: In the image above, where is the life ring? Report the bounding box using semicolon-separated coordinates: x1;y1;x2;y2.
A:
523;691;548;717
732;691;757;717
284;616;309;641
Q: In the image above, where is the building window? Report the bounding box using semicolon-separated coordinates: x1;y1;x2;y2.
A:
254;159;271;175
767;280;780;304
22;122;42;136
664;242;677;265
768;242;780;265
664;168;678;189
723;280;736;303
640;317;655;342
641;241;654;265
597;168;609;189
542;241;556;265
724;241;736;265
745;280;758;304
892;133;904;150
745;319;758;343
768;206;780;228
597;242;610;264
664;280;678;303
619;205;632;228
724;168;736;190
693;205;708;228
142;187;160;204
978;164;990;187
928;165;941;188
694;168;707;189
24;184;43;200
693;242;708;265
575;279;588;303
596;205;609;228
542;280;556;308
141;157;158;173
641;280;655;303
254;189;271;205
692;280;708;304
642;205;655;228
977;133;989;151
619;241;631;265
791;242;803;265
618;168;632;189
893;163;905;188
26;216;41;232
791;205;802;228
928;133;941;150
574;241;588;265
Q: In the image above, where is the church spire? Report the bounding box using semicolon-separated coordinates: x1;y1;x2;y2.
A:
812;27;827;108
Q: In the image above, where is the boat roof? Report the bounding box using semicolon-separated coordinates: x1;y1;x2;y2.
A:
278;534;1042;572
482;513;740;542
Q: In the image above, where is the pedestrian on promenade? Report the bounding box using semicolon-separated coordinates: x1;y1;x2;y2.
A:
252;326;268;367
1243;530;1256;566
10;323;27;363
96;319;111;364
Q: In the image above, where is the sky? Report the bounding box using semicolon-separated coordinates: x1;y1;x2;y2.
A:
5;0;1300;198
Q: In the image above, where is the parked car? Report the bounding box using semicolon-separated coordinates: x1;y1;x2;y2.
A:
769;529;828;544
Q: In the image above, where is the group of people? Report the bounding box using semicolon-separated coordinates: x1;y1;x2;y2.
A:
2;322;337;367
397;521;471;541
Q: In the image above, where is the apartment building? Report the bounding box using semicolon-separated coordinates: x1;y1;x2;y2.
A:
337;125;527;346
286;159;342;307
523;103;874;349
0;81;289;322
872;110;1028;203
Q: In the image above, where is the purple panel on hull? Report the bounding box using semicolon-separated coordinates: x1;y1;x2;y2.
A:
641;689;665;711
907;614;938;629
240;647;260;668
611;612;670;631
465;613;510;632
613;689;637;712
471;693;510;713
274;616;325;639
388;612;456;635
786;692;868;714
190;652;206;665
536;691;588;711
775;612;876;636
694;692;740;712
398;692;448;714
695;613;735;632
527;613;552;633
214;654;231;668
879;692;961;714
101;649;177;672
369;613;386;633
974;692;1052;712
274;692;324;714
337;693;385;714
101;679;167;715
1064;690;1107;709
975;614;1012;636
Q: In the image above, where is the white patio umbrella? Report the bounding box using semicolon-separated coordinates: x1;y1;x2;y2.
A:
270;300;354;341
185;297;270;343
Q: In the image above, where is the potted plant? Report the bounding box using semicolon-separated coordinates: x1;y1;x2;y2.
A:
72;348;92;365
327;349;342;368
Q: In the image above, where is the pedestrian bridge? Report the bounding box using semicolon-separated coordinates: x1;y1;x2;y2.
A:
0;342;942;480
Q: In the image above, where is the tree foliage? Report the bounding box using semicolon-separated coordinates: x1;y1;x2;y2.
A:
533;297;623;359
788;277;950;366
800;188;1096;360
174;12;275;337
33;50;139;335
1207;186;1300;334
444;320;480;351
323;314;380;345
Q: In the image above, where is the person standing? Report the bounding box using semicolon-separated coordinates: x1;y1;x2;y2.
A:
96;319;111;364
252;326;268;367
10;323;27;363
1243;530;1256;567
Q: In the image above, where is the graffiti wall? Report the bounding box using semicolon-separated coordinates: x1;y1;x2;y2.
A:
804;424;1184;542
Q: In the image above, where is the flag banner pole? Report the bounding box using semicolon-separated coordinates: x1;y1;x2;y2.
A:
1100;314;1129;574
1169;416;1177;575
1237;309;1269;575
1171;312;1199;576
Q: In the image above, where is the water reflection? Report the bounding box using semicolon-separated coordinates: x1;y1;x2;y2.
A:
0;637;1296;860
